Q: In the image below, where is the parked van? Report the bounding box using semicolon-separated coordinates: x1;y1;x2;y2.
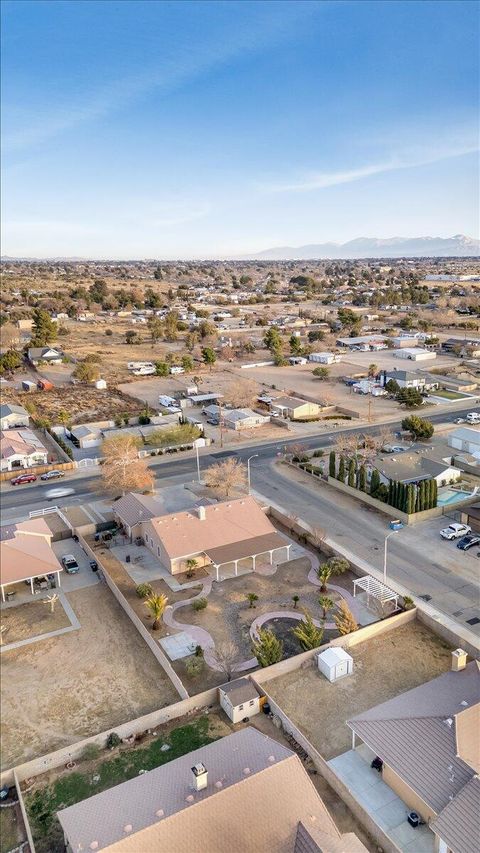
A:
466;412;480;424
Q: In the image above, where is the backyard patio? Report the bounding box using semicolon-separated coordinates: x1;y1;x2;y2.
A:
328;744;435;853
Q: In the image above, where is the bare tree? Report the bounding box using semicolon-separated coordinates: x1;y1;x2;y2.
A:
310;526;327;552
335;432;360;458
205;457;247;497
209;640;240;681
223;378;258;410
42;594;59;614
101;434;154;496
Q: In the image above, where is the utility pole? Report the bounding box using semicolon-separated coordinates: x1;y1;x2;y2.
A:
368;397;372;424
219;399;224;448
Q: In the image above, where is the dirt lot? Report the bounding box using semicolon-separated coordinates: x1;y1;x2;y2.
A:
0;585;179;769
231;363;400;419
0;598;71;645
0;385;146;425
264;621;452;760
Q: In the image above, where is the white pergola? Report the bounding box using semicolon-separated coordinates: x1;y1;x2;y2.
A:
353;575;399;610
1;569;62;602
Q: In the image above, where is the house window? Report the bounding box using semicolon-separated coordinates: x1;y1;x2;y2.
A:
157;547;160;556
249;700;255;706
238;704;244;711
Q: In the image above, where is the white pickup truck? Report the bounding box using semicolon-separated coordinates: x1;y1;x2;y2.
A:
466;412;480;424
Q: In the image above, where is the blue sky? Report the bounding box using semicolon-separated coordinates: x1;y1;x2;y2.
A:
1;0;478;258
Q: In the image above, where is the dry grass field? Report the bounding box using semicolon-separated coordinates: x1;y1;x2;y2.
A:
0;598;71;645
0;585;179;769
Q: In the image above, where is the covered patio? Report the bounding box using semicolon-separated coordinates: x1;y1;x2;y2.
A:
1;537;63;603
205;532;291;581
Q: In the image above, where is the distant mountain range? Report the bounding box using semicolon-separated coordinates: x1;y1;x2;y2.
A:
246;234;480;260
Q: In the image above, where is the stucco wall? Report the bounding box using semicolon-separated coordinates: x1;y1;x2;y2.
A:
382;764;436;822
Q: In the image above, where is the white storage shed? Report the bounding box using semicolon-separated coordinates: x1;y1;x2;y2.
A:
218;678;262;723
317;647;354;682
393;348;436;362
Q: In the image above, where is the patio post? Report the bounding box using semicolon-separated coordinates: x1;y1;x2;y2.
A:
252;554;256;571
269;550;273;564
234;560;238;577
57;570;61;588
215;564;219;582
1;585;5;603
352;731;356;750
30;577;34;595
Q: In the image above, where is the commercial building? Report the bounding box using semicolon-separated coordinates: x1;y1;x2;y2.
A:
393;348;437;362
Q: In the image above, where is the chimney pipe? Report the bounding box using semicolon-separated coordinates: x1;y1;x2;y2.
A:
451;649;467;672
198;506;206;521
192;763;208;791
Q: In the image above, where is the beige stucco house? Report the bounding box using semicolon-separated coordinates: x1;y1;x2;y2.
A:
57;727;368;853
0;518;63;600
270;396;321;420
141;495;290;578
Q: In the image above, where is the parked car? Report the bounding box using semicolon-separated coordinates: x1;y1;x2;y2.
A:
10;473;37;485
40;470;65;481
457;534;480;551
453;417;466;424
61;554;79;573
440;523;471;540
45;487;75;500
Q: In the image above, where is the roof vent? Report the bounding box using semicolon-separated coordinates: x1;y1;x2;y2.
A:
191;762;208;791
198;506;206;521
444;718;453;728
123;824;132;833
156;809;164;818
243;767;251;775
215;780;223;788
186;794;195;803
268;755;276;763
89;844;99;851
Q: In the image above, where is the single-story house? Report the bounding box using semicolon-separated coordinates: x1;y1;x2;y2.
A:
57;727;367;853
448;427;480;456
142;496;291;578
381;369;437;391
223;408;270;431
423;373;478;393
371;452;460;488
0;403;29;430
0;428;49;472
218;678;262;723
347;658;480;853
443;337;480;357
0;518;63;600
113;492;164;540
309;352;341;364
69;424;102;449
270;396;321;420
465;502;480;532
27;346;64;365
336;335;387;349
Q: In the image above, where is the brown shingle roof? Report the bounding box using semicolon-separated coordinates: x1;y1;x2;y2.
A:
57;727;343;853
114;492;163;528
150;496;276;561
219;678;260;706
348;663;480;816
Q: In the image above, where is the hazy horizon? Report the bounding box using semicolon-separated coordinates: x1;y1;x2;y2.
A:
2;0;479;258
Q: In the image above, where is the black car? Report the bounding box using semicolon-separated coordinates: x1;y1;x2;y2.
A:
457;534;480;551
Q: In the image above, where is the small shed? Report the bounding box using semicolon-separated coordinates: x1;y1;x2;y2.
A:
218;678;261;723
317;647;353;682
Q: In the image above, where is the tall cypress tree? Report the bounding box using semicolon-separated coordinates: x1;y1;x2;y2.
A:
358;465;366;492
406;483;415;514
370;469;380;497
337;455;345;483
431;479;438;508
348;458;356;488
329;451;336;478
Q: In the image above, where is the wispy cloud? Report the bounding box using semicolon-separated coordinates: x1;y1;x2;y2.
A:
262;143;479;194
3;3;320;153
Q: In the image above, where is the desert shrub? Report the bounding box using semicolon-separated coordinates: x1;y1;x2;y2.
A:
185;657;204;678
136;582;153;599
403;595;415;610
312;449;324;457
106;732;121;749
192;597;208;611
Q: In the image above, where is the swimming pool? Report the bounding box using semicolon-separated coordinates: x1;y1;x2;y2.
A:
437;488;477;507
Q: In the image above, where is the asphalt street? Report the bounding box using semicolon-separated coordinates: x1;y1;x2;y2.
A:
1;406;479;634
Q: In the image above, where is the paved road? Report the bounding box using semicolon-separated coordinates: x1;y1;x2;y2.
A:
2;406;479;635
1;406;474;512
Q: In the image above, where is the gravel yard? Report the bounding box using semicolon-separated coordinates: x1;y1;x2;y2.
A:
0;598;71;645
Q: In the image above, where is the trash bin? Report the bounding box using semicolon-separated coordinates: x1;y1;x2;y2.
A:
126;555;131;563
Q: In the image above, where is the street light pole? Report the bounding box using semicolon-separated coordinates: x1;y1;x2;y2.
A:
383;530;396;582
193;439;202;482
247;454;259;495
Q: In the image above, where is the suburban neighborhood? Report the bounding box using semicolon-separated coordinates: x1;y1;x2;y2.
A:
1;1;479;852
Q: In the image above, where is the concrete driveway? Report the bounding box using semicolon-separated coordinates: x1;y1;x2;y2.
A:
52;538;100;592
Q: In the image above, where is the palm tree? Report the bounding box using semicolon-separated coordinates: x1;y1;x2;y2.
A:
144;593;168;630
368;363;378;377
185;558;198;579
318;595;334;621
292;594;300;609
57;409;71;433
317;565;332;593
246;592;259;609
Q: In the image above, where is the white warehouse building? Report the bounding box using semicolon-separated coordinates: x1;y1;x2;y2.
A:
309;352;341;364
393;348;436;362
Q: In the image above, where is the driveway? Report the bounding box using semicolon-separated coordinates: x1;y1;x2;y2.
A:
52;538;100;592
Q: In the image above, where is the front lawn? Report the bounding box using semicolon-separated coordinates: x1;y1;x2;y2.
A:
25;716;220;853
432;389;465;400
